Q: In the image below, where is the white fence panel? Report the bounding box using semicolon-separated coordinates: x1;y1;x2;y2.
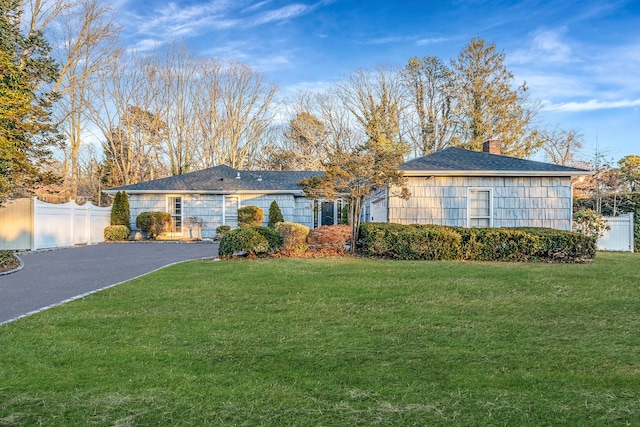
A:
598;213;634;252
34;200;75;249
90;206;112;244
34;199;111;250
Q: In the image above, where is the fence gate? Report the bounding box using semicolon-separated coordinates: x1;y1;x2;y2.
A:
598;213;634;252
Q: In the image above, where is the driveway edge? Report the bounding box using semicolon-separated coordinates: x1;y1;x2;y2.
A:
0;256;216;327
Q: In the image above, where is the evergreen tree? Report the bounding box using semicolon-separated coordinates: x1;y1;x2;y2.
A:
451;38;540;158
268;200;284;227
0;0;61;204
110;191;130;229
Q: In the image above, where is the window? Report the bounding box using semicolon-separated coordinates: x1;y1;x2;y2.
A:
468;189;492;227
168;196;182;233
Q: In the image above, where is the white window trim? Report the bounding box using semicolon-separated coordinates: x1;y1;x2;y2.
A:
467;188;493;228
166;195;184;235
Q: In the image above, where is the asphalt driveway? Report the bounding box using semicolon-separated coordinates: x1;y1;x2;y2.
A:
0;242;218;325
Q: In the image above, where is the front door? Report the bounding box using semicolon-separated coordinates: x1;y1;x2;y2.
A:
321;201;335;226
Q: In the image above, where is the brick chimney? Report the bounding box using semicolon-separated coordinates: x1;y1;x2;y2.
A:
482;136;501;155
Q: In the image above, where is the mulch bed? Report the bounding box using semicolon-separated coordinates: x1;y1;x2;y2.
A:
0;251;20;273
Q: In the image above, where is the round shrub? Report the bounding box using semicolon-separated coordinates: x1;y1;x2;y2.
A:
216;225;231;239
104;225;130;241
238;205;264;227
268;200;284;227
251;226;282;252
136;211;173;239
276;221;309;254
219;227;270;256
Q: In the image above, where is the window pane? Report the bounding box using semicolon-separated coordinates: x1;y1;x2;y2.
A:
168;197;182;232
469;190;491;228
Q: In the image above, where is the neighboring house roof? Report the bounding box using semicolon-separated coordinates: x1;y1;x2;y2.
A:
106;165;323;195
400;147;591;177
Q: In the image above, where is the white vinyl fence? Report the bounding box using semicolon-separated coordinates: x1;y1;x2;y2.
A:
598;213;635;252
0;198;111;250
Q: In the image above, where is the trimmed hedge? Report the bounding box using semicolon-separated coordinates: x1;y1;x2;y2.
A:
219;227;271;256
252;226;282;252
104;225;130;241
216;225;231;239
276;221;309;254
360;222;595;263
238;206;264;228
136;212;173;239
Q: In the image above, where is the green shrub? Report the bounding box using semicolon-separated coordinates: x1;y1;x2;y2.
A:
516;227;596;262
268;200;284;228
136;212;172;239
361;223;461;260
251;226;282;251
110;191;130;229
219;227;270;256
360;223;595;263
238;206;264;228
275;221;309;254
216;225;231;238
104;225;130;241
472;228;540;262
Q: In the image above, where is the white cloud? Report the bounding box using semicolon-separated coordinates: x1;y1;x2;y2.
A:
510;28;575;65
530;29;572;62
542;98;640;112
416;37;446;45
251;3;314;26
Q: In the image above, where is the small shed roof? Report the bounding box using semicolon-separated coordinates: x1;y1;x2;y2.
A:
400;147;591;177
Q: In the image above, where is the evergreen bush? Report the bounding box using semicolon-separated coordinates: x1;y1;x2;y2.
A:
360;223;595;263
219;227;270;256
104;225;130;241
216;225;231;239
238;206;264;227
110;191;130;229
251;226;282;251
275;222;309;254
268;200;284;227
136;212;172;239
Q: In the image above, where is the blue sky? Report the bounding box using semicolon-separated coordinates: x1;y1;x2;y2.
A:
113;0;639;162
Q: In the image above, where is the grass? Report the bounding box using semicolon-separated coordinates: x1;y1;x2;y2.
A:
1;253;639;426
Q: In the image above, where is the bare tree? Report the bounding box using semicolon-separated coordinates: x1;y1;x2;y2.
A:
87;50;167;186
145;44;200;175
334;67;408;146
218;61;277;169
539;127;584;166
48;0;119;198
401;56;458;156
193;58;224;169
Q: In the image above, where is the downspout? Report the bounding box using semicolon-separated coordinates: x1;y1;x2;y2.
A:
385;186;390;223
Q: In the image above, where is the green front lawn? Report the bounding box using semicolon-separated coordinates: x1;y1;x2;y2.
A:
1;253;639;425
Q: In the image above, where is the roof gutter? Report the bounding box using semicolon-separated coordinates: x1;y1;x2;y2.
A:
401;169;593;178
103;189;307;196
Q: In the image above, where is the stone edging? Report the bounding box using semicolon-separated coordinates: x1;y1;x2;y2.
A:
0;253;24;276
